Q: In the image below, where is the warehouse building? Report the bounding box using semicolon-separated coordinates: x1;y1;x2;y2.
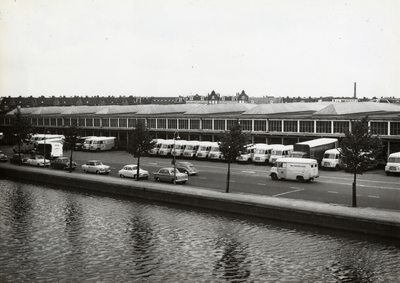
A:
1;102;400;157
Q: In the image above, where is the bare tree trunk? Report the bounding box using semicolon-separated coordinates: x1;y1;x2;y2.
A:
352;172;357;207
69;148;74;172
136;156;140;181
226;160;230;193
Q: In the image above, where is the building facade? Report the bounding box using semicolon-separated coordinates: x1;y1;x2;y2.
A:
1;102;400;158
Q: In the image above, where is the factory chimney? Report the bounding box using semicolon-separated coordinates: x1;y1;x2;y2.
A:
354;82;356;98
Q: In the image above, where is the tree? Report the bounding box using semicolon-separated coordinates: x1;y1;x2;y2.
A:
63;124;82;172
218;122;251;193
340;116;382;207
126;120;156;181
4;108;34;163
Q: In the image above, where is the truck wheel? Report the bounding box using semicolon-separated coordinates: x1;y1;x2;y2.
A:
297;176;304;183
119;174;124;178
386;171;391;176
96;148;101;152
270;173;278;180
96;170;99;174
335;165;340;171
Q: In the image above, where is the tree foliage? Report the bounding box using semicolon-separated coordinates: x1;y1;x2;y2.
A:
218;122;251;193
5;108;35;154
340;116;382;174
126;120;156;180
339;115;382;207
63;124;82;172
219;123;252;163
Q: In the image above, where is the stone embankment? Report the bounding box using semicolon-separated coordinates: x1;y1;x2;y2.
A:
1;163;399;239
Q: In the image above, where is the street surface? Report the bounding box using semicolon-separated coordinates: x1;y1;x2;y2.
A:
2;146;400;211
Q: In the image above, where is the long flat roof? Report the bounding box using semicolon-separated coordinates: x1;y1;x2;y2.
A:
5;102;400;120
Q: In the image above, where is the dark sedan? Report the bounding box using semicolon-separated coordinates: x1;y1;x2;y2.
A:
9;153;29;165
50;157;77;170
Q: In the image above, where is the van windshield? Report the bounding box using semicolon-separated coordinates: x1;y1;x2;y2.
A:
255;149;265;154
388;157;400;163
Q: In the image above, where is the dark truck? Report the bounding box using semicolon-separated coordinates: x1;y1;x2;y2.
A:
290;138;338;164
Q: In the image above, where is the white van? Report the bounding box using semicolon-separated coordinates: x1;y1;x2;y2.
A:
321;148;342;170
182;141;201;158
270;157;319;182
196;141;216;159
149;139;164;156
158;139;175;156
89;137;117;151
82;137;97;151
269;145;293;164
209;143;223;161
171;140;188;157
252;144;282;164
385;152;400;176
236;144;257;163
37;140;63;159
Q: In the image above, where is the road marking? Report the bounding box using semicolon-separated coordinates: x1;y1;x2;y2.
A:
257;183;266;186
273;188;304;197
368;195;380;198
148;162;158;165
241;170;255;174
327;191;338;194
199;177;207;179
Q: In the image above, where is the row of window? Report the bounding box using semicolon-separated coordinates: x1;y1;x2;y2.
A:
1;117;399;135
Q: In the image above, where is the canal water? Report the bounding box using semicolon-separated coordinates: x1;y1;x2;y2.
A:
0;179;399;282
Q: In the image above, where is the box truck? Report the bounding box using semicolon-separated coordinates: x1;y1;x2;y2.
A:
290;138;338;164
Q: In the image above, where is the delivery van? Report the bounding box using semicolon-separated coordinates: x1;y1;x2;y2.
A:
270;157;319;182
171;140;188;157
252;144;282;164
182;141;201;158
89;136;117;151
149;139;164;156
269;145;293;164
196;141;216;159
158;139;175;156
385;152;400;176
209;143;223;161
37;140;63;159
321;148;342;170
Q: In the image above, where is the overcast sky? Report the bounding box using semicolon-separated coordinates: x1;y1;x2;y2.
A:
1;0;399;99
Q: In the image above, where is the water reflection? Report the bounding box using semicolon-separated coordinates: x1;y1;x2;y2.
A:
0;179;399;282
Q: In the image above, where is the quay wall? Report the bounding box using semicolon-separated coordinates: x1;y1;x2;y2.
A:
1;164;400;239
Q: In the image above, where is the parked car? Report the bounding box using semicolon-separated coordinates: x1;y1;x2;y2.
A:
81;160;111;174
9;153;29;165
175;162;198;175
50;157;78;170
118;164;149;179
153;167;188;184
0;150;8;162
26;155;51;167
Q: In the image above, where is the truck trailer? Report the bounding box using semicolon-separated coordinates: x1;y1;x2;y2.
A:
290;138;338;164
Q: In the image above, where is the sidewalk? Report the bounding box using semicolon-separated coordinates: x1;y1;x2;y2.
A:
1;162;400;239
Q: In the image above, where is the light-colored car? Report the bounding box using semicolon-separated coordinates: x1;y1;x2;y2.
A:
0;150;8;162
82;160;111;174
175;162;198;175
118;165;149;179
26;155;51;167
153;167;188;184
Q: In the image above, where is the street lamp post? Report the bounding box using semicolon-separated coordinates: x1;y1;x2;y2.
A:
173;132;180;185
43;127;48;167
